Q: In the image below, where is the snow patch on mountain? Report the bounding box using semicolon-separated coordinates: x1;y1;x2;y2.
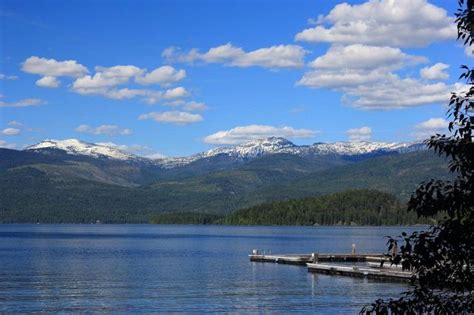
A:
25;137;424;168
153;137;423;168
26;139;138;161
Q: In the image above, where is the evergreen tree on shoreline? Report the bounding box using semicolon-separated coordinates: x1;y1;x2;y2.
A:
363;1;474;313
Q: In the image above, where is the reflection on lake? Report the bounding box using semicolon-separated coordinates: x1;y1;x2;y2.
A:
0;225;422;313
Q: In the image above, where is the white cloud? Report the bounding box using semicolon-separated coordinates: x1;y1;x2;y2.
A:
163;43;307;69
22;56;88;77
309;44;426;71
413;118;449;139
182;101;208;111
22;56;190;103
8;121;23;127
295;0;455;48
345;77;458;110
0;74;18;80
203;124;317;145
36;76;60;88
75;124;132;136
346;126;372;141
72;65;143;92
135;66;186;86
298;68;389;89
138;111;203;125
0;140;17;149
299;72;458;110
70;64;189;103
98;88;149;100
297;43;458;110
420;63;450;80
465;45;474;57
162;87;189;99
1;128;20;136
97;142;166;158
161;100;208;111
0;97;44;108
143;152;167;159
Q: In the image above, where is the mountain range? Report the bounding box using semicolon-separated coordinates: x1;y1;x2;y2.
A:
0;137;450;223
26;137;423;167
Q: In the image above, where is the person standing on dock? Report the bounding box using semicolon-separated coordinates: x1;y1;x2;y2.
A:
351;243;356;255
391;242;398;258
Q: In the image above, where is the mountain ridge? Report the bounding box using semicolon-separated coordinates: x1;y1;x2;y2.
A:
25;137;425;168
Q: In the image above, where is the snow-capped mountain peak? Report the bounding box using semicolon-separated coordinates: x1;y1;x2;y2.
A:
205;137;296;158
310;141;416;155
24;137;424;168
153;137;423;168
26;139;137;161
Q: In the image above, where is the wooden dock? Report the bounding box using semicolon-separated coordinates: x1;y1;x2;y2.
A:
307;263;413;281
249;253;385;265
249;253;413;282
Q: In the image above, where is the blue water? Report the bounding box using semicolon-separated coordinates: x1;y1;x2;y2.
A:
0;225;421;313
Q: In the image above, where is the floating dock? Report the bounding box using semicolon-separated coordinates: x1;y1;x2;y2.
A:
307;263;412;281
249;253;413;282
249;253;385;265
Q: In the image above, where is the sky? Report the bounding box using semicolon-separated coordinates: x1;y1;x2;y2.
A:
0;0;469;157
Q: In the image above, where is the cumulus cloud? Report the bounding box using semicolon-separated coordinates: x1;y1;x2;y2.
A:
298;68;458;110
203;124;317;145
182;101;208;111
420;63;450;80
346;126;372;141
1;128;20;136
345;77;459;110
412;118;449;139
135;66;186;86
70;64;189;103
309;44;426;71
297;43;457;110
163;43;307;69
0;140;17;149
162;87;189;99
0;97;45;108
72;65;143;92
138;111;203;125
22;56;189;103
0;74;18;80
75;124;132;136
97;142;166;158
8;121;23;127
36;76;60;88
161;100;208;111
22;56;89;77
295;0;455;48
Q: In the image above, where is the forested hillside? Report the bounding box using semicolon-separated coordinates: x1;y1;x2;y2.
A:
0;146;451;223
222;190;431;226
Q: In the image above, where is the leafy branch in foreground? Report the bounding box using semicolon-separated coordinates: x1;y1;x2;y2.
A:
363;1;474;313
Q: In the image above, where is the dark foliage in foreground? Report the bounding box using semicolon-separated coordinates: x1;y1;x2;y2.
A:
363;1;474;313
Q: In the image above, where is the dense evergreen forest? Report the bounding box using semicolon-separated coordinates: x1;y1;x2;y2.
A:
221;190;431;226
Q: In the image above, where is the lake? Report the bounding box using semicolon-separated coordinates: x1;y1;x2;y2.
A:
0;225;421;313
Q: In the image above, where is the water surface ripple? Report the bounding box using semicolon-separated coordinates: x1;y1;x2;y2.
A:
0;225;421;313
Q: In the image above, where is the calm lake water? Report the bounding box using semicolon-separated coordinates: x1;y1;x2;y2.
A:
0;225;422;313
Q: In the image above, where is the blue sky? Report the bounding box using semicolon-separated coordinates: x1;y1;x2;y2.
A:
0;0;468;157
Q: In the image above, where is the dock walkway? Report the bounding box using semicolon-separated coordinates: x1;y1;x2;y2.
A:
307;263;412;281
249;253;385;265
249;253;413;282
